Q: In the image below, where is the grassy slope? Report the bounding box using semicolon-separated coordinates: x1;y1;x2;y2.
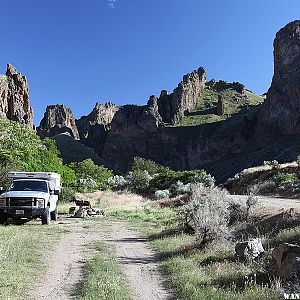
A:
0;222;67;299
52;133;103;165
172;89;264;127
224;161;300;196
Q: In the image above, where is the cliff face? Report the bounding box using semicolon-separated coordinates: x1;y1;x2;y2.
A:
258;20;300;135
76;102;118;155
157;67;206;124
0;64;34;127
38;104;80;139
37;20;300;181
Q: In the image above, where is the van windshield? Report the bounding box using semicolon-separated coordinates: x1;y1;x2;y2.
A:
9;180;48;193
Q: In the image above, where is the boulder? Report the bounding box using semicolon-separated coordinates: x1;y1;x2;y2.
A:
235;238;265;260
272;243;300;283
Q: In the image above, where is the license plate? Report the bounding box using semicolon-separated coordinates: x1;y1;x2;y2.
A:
15;210;24;215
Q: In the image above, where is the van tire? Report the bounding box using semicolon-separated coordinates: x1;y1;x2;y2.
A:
0;211;6;225
51;207;58;221
41;208;50;225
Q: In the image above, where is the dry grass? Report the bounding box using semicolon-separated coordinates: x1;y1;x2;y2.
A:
241;162;298;175
77;190;149;209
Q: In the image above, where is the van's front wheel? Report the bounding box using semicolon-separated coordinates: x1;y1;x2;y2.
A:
41;208;50;225
51;207;58;221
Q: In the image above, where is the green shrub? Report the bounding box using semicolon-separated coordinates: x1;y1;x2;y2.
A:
107;175;128;190
0;119;76;185
274;172;298;186
154;189;170;199
186;184;229;248
150;169;214;191
131;157;163;176
169;181;191;196
126;170;152;193
263;160;279;169
60;187;76;203
69;159;113;191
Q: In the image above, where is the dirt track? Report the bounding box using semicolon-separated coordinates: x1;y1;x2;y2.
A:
33;219;175;300
229;195;300;210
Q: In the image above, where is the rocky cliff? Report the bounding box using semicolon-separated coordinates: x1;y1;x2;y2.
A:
38;104;80;139
258;20;300;135
0;64;34;127
37;20;300;181
157;67;206;124
76;102;118;154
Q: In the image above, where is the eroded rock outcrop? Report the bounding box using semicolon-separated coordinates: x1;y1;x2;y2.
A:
206;80;245;94
76;102;118;155
0;64;33;126
258;20;300;135
38;104;79;139
157;67;206;124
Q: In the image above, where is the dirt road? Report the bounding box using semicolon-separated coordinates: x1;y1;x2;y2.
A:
229;195;300;210
33;219;175;300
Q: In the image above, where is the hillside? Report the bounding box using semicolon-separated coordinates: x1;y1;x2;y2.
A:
52;133;103;165
225;160;300;197
172;88;264;127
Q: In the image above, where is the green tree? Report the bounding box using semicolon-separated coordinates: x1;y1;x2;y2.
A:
69;159;113;191
0;119;76;185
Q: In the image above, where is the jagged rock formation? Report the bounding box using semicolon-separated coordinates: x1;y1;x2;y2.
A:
258;20;300;135
217;95;225;116
206;80;245;94
38;104;79;139
76;102;118;155
100;100;165;171
157;67;206;124
38;20;300;181
0;64;34;127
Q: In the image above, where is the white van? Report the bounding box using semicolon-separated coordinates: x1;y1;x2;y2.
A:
0;172;61;225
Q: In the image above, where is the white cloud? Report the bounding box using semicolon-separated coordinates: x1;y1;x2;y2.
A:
107;0;117;8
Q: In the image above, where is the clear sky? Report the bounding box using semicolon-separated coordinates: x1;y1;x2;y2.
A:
1;0;299;124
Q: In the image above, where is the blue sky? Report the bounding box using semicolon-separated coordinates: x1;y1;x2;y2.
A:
1;0;299;124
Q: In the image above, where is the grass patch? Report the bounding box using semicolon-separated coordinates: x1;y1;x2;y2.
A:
170;89;264;127
0;221;65;299
78;242;132;300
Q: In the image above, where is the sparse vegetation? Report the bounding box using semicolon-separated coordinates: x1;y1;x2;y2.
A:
170;89;264;127
225;159;300;197
187;184;230;247
109;193;283;300
78;242;132;300
0;222;66;299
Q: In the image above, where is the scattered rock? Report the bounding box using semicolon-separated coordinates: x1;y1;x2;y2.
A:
73;207;105;218
272;243;300;283
235;238;265;260
206;80;245;94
